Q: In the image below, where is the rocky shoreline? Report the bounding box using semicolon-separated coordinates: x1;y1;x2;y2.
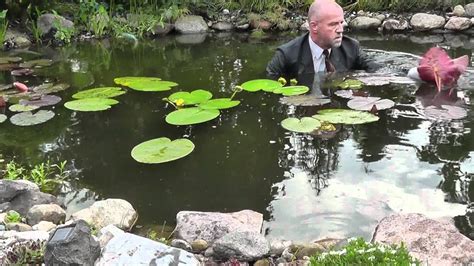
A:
1;179;473;265
3;3;474;49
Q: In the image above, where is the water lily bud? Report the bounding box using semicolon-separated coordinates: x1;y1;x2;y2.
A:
290;78;298;85
278;77;287;86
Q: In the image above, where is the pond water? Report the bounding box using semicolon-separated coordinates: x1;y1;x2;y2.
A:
1;32;473;241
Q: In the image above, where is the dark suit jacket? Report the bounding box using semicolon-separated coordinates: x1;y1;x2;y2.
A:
266;33;379;80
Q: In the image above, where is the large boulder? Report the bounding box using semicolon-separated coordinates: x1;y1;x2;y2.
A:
349;16;382;30
27;204;66;225
37;14;74;36
1;190;59;216
465;3;474;17
452;5;465;17
382;19;409;31
211;21;234;31
211;231;269;261
0;180;39;203
70;198;137;231
174;210;263;245
410;13;445;31
175;15;208;34
444;17;472;30
372;213;474;265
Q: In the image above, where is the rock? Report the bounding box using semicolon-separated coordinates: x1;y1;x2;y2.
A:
2;190;59;217
254;258;270;266
290;243;326;259
44;220;100;265
70;198;137;231
375;14;386;22
382;19;409;31
32;221;56;232
191;239;208;252
236;23;250;30
37;13;74;36
175;15;208;34
349;16;382;30
0;225;4;231
410;13;445;31
4;30;31;48
453;5;465;17
314;237;345;250
0;180;39;203
0;213;5;223
151;23;174;35
27;204;66;225
174;210;263;245
300;21;309;31
250;19;272;30
269;239;292;256
211;21;234;31
0;230;49;265
96;227;199;265
98;224;124;248
212;231;269;261
6;223;32;232
372;213;474;265
170;239;192;252
445;17;472;30
281;247;294;261
466;3;474;17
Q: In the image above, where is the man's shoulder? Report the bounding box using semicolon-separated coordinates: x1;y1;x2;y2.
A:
341;36;360;47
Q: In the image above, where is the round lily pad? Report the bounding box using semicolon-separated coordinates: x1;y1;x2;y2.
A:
423;105;467;120
165;107;220;125
10;110;55;126
20;95;62;107
334;90;369;99
334;79;363;89
281;117;321;133
72;87;126;99
313;109;379;124
114;76;177;92
0;57;22;64
33;83;70;94
273;85;309;96
64;98;119;112
240;79;283;92
199;98;240;110
131;137;195;164
0;114;6;123
280;95;331;106
11;69;34;76
19;59;53;68
347;97;395;111
168;90;213;105
9;104;40;112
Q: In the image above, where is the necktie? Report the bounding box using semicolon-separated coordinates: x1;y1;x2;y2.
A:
323;49;335;73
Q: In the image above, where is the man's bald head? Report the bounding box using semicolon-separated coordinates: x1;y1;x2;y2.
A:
308;0;343;22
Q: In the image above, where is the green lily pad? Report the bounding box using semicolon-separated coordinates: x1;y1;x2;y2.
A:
240;79;283;92
280;95;331;106
64;98;119;112
347;97;395;111
273;85;309;96
114;76;177;92
165;107;220;125
168;90;212;105
0;114;6;123
0;57;22;64
72;87;126;99
33;83;70;94
313;109;379;124
334;79;363;89
281;117;321;133
131;137;195;164
10;110;55;126
19;59;53;68
9;104;40;112
199;98;240;110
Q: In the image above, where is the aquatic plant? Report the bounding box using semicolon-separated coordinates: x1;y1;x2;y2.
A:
313;109;379;125
281;117;321;133
64;98;119;112
10;110;55;126
131;137;195;164
52;14;75;44
115;77;178;91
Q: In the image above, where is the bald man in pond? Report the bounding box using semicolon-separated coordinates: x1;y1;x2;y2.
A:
266;0;379;80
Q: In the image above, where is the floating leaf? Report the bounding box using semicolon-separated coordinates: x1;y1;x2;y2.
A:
199;98;240;110
168;90;212;105
131;137;195;164
334;79;363;89
11;68;34;76
10;110;55;126
423;105;467;120
33;83;70;94
72;87;126;99
19;59;53;68
347;97;395;111
114;76;177;92
165;107;220;125
0;57;22;64
0;84;12;91
280;95;331;106
273;85;309;96
334;90;369;99
64;98;119;112
0;114;6;123
20;95;62;107
281;117;321;133
9;104;40;112
313;109;379;124
241;79;282;92
356;75;417;86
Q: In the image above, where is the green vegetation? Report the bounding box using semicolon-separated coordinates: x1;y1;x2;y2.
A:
5;210;22;223
310;237;419;265
4;240;45;265
0;10;8;43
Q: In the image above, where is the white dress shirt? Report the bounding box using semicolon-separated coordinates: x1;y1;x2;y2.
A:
308;37;331;73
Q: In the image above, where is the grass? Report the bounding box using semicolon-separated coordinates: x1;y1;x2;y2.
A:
310;237;419;265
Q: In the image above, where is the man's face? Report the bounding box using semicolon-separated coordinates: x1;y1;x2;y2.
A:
310;6;344;49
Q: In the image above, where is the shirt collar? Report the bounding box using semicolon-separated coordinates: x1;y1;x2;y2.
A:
308;37;331;59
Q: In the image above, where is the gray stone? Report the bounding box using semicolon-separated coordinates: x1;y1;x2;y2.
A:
445;17;472;30
4;30;31;48
191;239;208;252
372;213;474;265
174;210;263;245
32;221;56;232
6;223;32;232
37;13;74;36
70;198;137;231
96;228;199;265
281;247;294;262
453;5;465;17
211;21;234;31
410;13;445;31
290;243;326;259
27;204;66;225
382;19;409;31
466;3;474;17
151;23;174;35
44;220;100;265
254;258;270;266
175;15;208;34
269;239;292;256
170;238;192;252
0;225;4;231
236;23;250;30
375;14;386;22
349;16;382;30
0;213;5;223
2;190;59;216
0;180;39;203
211;231;269;261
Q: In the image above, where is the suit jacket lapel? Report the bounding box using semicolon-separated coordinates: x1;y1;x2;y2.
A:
298;34;314;76
329;47;347;72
